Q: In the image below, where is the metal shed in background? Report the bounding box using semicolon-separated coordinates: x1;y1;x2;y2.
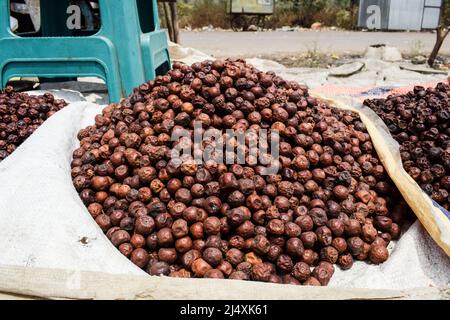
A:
358;0;443;31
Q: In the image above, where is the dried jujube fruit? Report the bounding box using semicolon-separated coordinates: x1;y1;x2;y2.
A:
72;59;409;286
0;86;67;161
364;83;450;210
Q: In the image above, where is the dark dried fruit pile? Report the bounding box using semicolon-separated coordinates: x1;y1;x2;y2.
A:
364;83;450;210
72;59;410;286
0;86;67;162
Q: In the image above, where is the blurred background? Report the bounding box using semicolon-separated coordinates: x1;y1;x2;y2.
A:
7;0;450;98
9;1;450;68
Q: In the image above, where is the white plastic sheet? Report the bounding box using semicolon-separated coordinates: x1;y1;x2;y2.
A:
0;102;144;276
0;45;448;299
0;101;448;298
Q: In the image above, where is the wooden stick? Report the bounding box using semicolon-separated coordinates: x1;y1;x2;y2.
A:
428;24;449;67
163;1;174;42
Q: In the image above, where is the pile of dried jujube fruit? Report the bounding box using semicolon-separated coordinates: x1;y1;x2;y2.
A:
72;59;410;286
364;83;449;210
0;86;67;162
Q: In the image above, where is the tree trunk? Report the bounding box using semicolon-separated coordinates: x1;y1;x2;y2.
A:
163;2;174;42
169;1;180;44
428;25;449;67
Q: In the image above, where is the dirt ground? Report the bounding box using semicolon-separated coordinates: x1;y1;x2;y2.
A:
180;30;450;68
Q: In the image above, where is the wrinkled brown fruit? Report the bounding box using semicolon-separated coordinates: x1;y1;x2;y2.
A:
0;87;67;161
364;83;449;210
72;59;411;286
